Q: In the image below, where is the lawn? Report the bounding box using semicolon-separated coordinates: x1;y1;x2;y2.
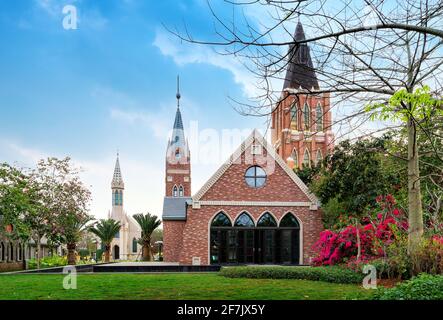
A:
0;273;374;300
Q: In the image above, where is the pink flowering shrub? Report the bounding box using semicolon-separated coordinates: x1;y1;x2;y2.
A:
313;195;408;266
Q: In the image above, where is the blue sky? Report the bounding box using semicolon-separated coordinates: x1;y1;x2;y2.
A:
0;0;272;218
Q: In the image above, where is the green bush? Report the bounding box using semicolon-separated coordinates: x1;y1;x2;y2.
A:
96;249;104;261
374;274;443;300
220;266;365;284
27;256;67;270
78;249;90;259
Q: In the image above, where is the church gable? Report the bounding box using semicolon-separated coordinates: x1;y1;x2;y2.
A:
194;130;318;204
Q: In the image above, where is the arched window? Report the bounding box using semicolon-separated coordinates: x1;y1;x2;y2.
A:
303;149;311;167
9;243;14;261
316;103;323;131
303;103;310;131
132;238;138;253
0;242;4;262
179;186;184;197
316;149;323;165
291;149;298;168
234;212;255;227
173;185;178;197
280;213;300;228
119;191;123;205
17;244;22;261
290;102;298;130
244;166;267;188
211;212;232;227
257;213;277;227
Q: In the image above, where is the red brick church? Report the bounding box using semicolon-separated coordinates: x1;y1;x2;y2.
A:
162;22;333;266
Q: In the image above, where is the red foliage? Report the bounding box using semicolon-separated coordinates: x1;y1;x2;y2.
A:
313;195;408;266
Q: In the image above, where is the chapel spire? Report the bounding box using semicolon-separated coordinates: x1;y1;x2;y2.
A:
112;152;124;189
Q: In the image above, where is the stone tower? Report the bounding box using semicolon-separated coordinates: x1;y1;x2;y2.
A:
271;21;334;169
165;76;191;197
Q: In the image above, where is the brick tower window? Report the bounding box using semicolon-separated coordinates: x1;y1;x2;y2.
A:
316;103;323;132
303;149;311;167
303;103;310;131
290;102;298;130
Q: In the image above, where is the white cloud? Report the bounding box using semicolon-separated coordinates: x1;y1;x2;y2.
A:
153;29;258;97
110;108;169;140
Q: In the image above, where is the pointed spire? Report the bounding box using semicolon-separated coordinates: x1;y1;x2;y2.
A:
283;20;319;91
173;75;184;130
112;152;124;189
167;76;189;160
176;75;181;107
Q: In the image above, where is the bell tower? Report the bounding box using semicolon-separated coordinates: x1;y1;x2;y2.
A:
271;21;334;169
165;76;191;197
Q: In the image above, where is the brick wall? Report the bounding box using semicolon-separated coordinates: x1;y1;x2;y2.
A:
0;262;24;273
180;205;322;265
163;220;186;262
200;147;311;203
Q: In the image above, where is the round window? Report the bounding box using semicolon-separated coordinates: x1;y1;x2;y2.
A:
244;166;267;188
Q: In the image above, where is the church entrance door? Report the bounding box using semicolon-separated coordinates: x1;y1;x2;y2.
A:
113;245;120;260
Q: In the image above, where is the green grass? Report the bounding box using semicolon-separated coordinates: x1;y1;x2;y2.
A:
0;273;373;300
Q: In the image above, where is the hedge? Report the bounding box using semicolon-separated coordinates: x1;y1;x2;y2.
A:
220;266;365;284
373;273;443;300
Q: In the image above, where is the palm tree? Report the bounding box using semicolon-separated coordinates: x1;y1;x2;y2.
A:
89;219;121;263
64;214;94;265
133;213;161;261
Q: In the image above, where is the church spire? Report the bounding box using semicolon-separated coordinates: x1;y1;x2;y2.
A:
168;76;188;160
112;152;124;189
283;20;319;90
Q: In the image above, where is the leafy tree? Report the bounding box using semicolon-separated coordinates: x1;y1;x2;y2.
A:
133;213;162;262
0;163;50;268
31;157;92;266
89;219;121;263
309;136;401;226
366;86;443;255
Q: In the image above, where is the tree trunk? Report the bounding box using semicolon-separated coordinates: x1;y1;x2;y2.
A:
67;243;77;265
407;117;424;259
104;247;110;263
142;240;152;262
36;238;41;270
356;222;361;261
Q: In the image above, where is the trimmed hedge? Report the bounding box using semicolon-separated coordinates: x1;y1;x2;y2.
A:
220;266;365;284
373;273;443;300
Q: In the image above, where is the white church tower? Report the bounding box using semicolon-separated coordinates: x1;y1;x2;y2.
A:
108;154;141;261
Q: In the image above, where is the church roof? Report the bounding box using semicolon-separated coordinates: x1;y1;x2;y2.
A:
162;197;192;221
283;21;319;91
192;129;319;204
112;154;124;189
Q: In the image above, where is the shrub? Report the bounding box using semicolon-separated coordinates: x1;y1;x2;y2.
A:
411;235;443;275
220;266;365;284
27;256;67;270
374;274;443;300
313;195;408;266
